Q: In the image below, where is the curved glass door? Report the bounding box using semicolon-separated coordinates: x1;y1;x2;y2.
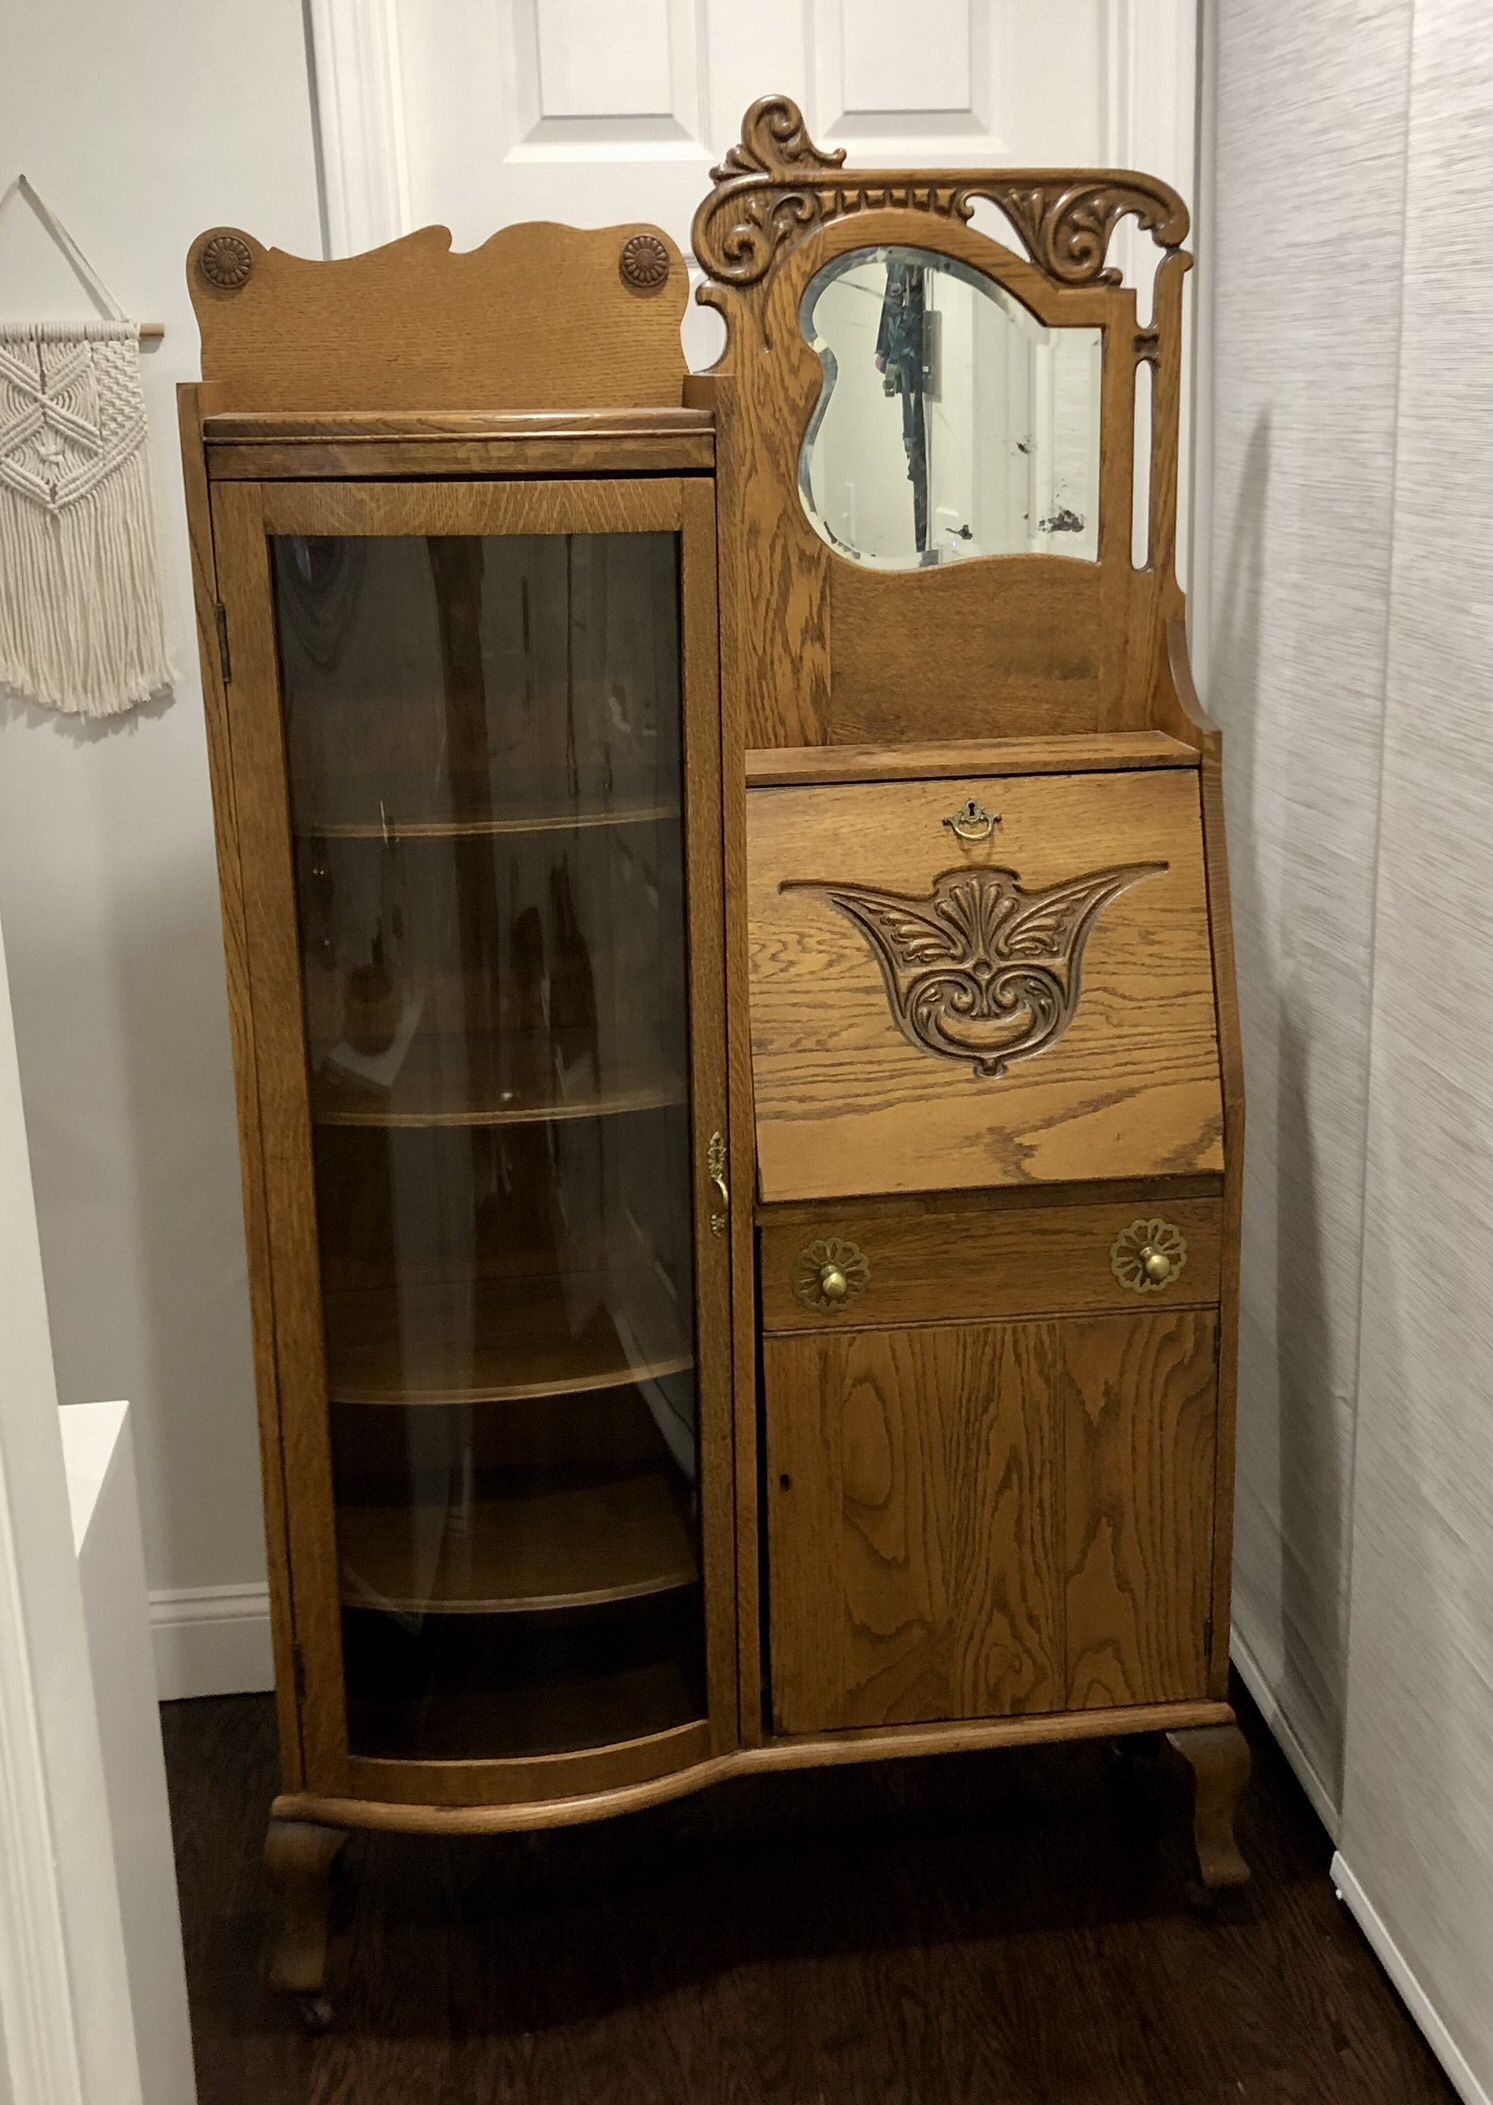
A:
272;522;706;1764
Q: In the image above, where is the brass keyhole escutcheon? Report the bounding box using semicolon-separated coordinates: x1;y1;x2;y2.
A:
792;1237;870;1314
943;798;1001;843
1110;1218;1188;1294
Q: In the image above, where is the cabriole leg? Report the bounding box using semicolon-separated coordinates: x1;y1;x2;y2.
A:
1165;1722;1251;1888
264;1816;346;2015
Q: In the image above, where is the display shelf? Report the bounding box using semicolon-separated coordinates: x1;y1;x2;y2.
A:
294;800;679;842
311;1033;684;1128
323;1265;693;1405
341;1588;704;1761
345;1655;702;1763
337;1470;697;1614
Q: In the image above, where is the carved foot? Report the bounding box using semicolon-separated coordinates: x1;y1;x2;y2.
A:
264;1817;346;1997
1165;1723;1251;1889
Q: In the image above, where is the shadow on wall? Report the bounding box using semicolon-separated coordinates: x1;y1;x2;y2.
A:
1211;413;1348;1810
0;684;175;743
0;680;260;1595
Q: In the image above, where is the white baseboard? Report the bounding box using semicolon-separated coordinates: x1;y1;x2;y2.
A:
150;1585;272;1701
1330;1853;1490;2105
1230;1621;1342;1839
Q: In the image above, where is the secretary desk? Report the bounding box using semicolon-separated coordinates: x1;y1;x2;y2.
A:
180;95;1248;2020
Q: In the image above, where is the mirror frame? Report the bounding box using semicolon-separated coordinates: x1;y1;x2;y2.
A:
692;96;1192;751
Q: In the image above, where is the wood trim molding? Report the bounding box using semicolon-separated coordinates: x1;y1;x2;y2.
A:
307;0;410;257
271;1697;1236;1835
691;94;1188;300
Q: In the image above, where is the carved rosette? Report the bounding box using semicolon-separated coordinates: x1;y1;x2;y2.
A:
197;231;254;292
619;233;671;293
691;96;1189;291
789;863;1166;1079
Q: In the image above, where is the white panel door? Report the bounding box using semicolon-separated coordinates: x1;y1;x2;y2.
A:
320;0;1197;313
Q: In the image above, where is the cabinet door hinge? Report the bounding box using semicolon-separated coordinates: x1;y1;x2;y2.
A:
213;601;231;685
292;1640;307;1708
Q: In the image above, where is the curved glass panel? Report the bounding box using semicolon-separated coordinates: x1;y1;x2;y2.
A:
274;529;705;1763
799;245;1103;569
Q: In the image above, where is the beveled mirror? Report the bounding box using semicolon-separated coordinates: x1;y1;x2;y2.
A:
798;245;1102;570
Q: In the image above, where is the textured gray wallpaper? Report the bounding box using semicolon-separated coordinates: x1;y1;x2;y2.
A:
1207;0;1412;1812
1209;0;1493;2090
1338;0;1493;2088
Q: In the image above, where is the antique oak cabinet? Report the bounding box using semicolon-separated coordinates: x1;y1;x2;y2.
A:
180;97;1248;2017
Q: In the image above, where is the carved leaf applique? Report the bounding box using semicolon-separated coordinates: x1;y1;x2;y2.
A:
787;863;1166;1077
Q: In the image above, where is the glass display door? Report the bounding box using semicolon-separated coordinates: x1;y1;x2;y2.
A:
212;477;731;1804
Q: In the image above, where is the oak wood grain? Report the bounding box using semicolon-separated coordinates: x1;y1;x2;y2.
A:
765;1323;1065;1734
344;1719;714;1813
748;768;1223;1198
207;437;714;479
759;1195;1222;1333
746;732;1199;786
189;222;690;414
255;476;685;539
211;480;349;1792
278;1695;1234;1831
203;408;714;441
675;477;742;1756
1064;1310;1217;1709
176;388;305;1791
765;1308;1218;1738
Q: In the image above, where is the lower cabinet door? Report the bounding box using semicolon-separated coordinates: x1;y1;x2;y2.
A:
764;1310;1217;1736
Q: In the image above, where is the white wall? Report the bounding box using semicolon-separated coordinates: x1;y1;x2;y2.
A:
0;0;322;1682
0;912;147;2105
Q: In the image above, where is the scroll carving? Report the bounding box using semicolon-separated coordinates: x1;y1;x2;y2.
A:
692;95;1189;291
788;863;1165;1078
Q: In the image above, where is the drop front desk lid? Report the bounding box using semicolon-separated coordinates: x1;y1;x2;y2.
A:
747;768;1224;1203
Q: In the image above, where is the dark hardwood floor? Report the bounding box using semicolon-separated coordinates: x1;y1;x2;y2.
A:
161;1677;1453;2104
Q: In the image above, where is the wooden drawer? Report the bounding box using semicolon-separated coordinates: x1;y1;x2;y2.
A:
765;1309;1218;1737
747;768;1224;1202
760;1195;1222;1333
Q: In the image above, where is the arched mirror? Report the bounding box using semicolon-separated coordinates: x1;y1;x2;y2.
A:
798;246;1103;570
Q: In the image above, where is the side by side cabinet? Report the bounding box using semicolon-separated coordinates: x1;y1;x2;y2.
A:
181;98;1248;2021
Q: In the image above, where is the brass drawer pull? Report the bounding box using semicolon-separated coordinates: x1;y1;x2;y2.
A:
1111;1218;1188;1293
793;1236;870;1313
942;798;1001;842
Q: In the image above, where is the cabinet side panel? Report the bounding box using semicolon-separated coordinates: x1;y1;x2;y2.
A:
1063;1309;1217;1708
210;483;348;1790
765;1325;1064;1735
184;397;303;1786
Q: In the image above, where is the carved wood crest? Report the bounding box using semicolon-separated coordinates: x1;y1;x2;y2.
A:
692;95;1189;294
787;863;1166;1077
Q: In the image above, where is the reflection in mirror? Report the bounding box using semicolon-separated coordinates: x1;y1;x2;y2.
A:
799;246;1102;569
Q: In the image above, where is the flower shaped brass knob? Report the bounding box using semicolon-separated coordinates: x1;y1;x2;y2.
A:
1110;1217;1188;1294
793;1237;870;1314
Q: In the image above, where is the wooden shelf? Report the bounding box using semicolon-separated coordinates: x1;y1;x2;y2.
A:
744;732;1201;787
312;1036;685;1128
345;1654;702;1763
323;1266;692;1405
338;1471;697;1614
296;800;679;843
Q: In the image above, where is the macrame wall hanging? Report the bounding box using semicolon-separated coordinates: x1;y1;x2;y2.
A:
0;176;172;717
